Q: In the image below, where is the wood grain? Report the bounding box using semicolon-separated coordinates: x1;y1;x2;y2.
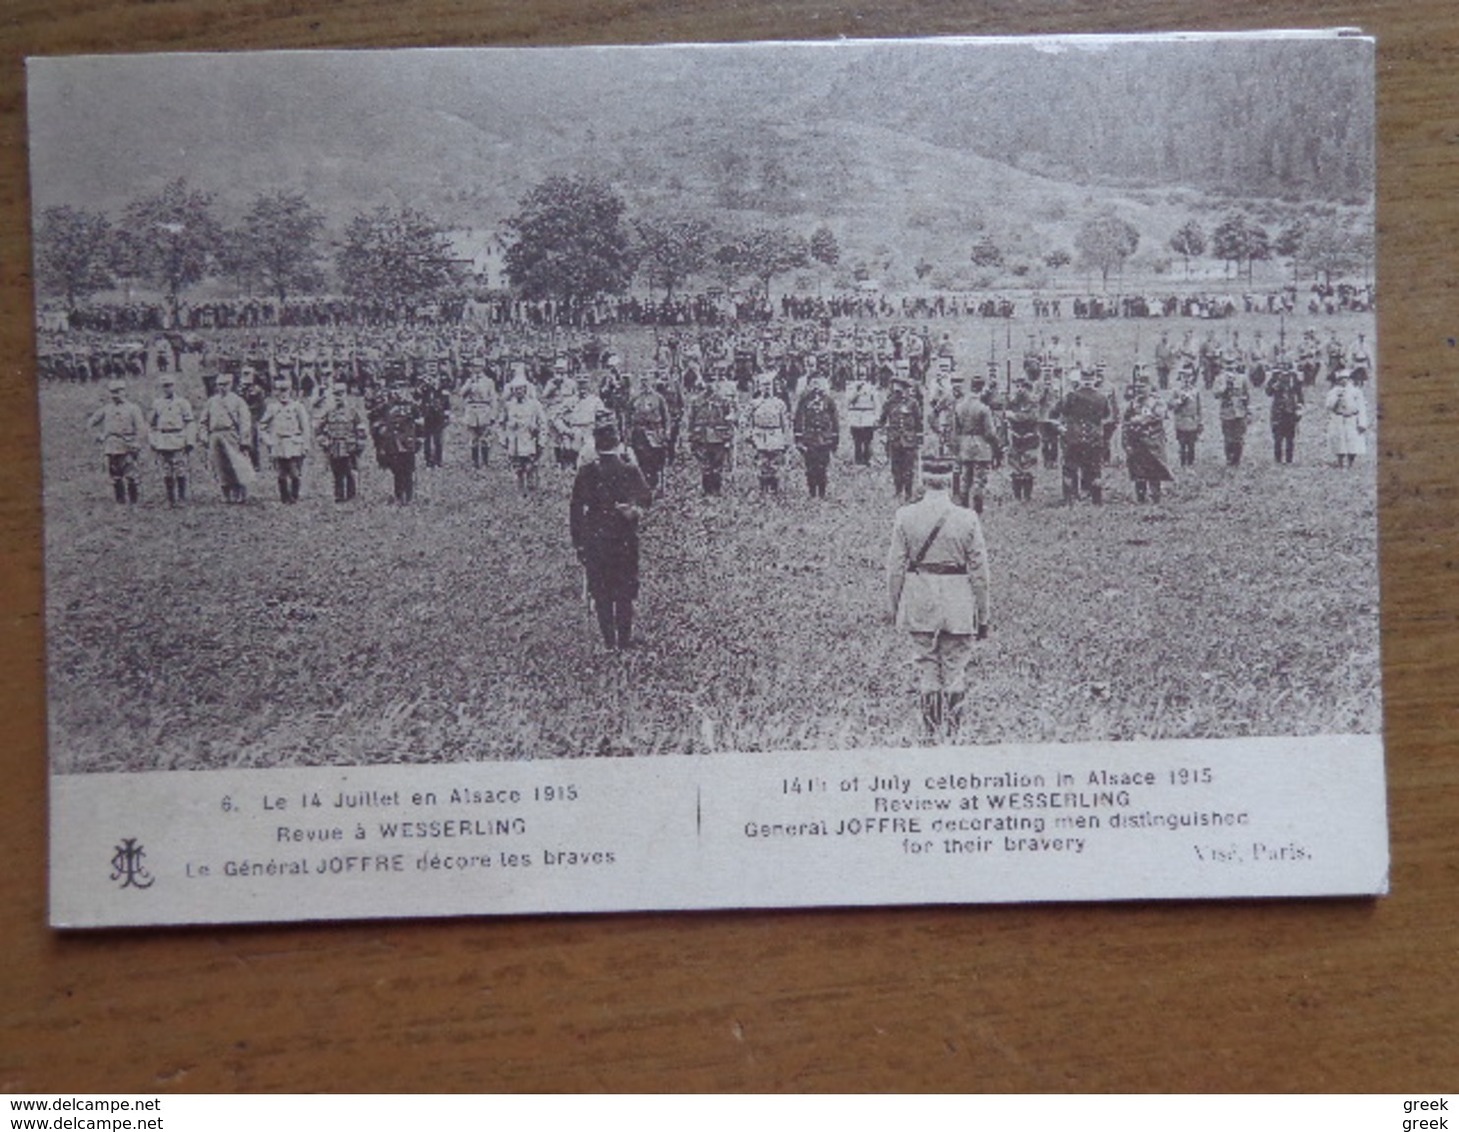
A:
1;1;1455;1093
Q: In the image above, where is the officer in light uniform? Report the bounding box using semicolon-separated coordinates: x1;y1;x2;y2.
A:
886;453;990;741
148;373;195;506
88;379;148;504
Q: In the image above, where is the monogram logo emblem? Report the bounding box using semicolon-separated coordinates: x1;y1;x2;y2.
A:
110;838;155;890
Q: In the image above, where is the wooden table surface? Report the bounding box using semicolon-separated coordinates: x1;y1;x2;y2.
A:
1;0;1455;1093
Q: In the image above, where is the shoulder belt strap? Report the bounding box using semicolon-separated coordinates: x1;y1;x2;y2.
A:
910;513;949;573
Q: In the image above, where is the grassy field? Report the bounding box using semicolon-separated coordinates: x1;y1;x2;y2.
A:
40;310;1381;772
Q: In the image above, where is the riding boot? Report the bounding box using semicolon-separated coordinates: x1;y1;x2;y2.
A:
944;692;965;736
595;600;617;650
278;477;290;503
177;477;187;502
615;602;634;650
1090;484;1103;506
972;495;983;515
113;480;127;504
126;480;138;504
920;693;942;741
1135;481;1147;503
1150;481;1162;503
164;477;176;506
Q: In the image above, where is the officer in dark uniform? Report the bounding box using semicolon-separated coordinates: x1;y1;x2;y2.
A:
1004;378;1042;502
877;372;923;501
417;368;451;469
1266;361;1305;464
1053;370;1112;505
372;376;423;503
686;378;736;495
626;374;671;491
793;373;840;499
570;413;653;653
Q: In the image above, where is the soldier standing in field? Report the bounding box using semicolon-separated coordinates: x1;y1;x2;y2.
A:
460;359;500;470
1170;373;1203;468
1265;361;1305;464
1121;380;1174;503
1004;377;1042;503
197;371;256;504
372;376;424;504
1154;330;1176;390
686;377;736;496
417;366;451;469
570;413;653;653
626;373;671;491
1053;369;1112;505
878;372;924;501
793;372;840;499
315;384;367;503
1325;370;1369;468
88;379;148;504
1215;368;1252;466
500;373;549;494
258;379;312;504
845;371;882;466
746;373;793;495
655;369;685;468
886;453;990;742
952;372;1001;514
567;371;608;468
148;373;194;506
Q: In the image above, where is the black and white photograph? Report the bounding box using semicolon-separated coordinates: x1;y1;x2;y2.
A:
30;34;1387;923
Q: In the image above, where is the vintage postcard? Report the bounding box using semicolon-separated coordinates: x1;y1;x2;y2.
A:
29;33;1385;927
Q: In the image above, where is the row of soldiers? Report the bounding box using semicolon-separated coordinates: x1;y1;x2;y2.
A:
84;336;1370;513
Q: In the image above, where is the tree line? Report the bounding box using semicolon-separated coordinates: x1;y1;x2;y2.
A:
34;175;1372;321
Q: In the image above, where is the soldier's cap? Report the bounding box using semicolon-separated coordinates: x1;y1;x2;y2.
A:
507;375;529;391
107;379;126;392
920;454;956;477
159;374;177;384
891;374;912;387
554;358;570;372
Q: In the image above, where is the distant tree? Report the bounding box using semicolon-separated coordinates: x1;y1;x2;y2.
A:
711;242;743;290
1043;249;1072;270
118;178;223;318
914;258;936;281
1074;213;1140;289
505;175;634;305
336;205;454;309
1300;221;1367;286
1168;219;1207;278
1211;213;1272;283
809;226;840;269
237;191;326;302
1244;222;1271;282
634;214;712;300
970;234;1003;268
1275;219;1308;280
1210;212;1252;278
214;227;263;295
736;225;809;301
34;205;114;309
